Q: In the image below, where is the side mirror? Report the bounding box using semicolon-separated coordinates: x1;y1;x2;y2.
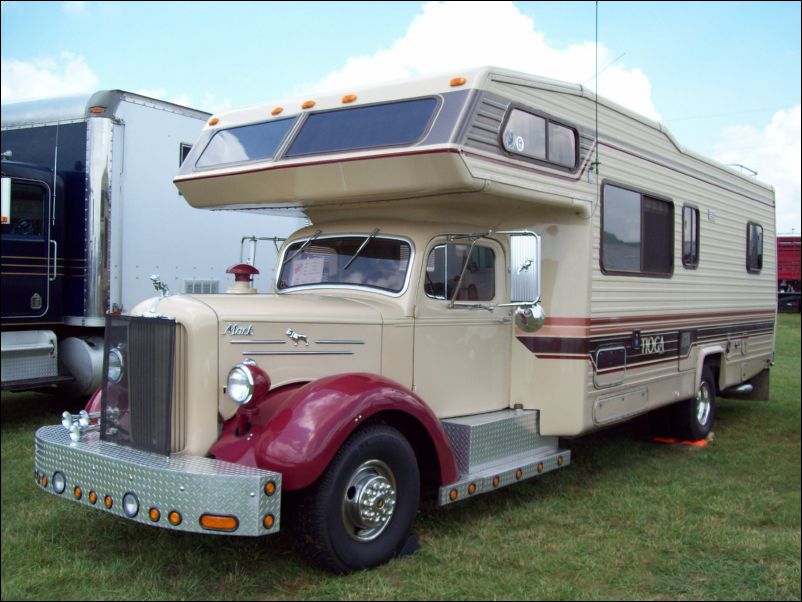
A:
508;232;540;304
501;231;545;333
515;304;546;333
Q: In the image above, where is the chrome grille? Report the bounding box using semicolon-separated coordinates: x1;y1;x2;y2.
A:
101;316;176;455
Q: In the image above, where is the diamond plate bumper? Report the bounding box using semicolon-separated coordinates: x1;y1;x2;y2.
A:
35;425;281;536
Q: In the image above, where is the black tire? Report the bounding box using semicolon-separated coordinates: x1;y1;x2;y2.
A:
293;424;420;573
672;366;716;441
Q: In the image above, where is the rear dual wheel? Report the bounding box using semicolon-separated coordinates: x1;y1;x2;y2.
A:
672;366;716;441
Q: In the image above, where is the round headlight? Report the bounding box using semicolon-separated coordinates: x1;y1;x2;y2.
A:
123;492;139;518
227;365;254;405
108;347;124;383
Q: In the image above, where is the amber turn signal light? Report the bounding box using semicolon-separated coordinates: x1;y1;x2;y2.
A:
200;514;239;532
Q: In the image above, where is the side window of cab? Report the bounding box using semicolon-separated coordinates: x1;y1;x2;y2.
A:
423;243;496;301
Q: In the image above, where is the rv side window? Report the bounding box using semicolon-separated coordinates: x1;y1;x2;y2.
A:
424;244;495;301
601;183;674;277
502;109;577;169
747;222;763;273
0;180;47;240
682;205;700;268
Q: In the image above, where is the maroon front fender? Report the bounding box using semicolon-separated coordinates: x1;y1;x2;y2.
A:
209;373;460;491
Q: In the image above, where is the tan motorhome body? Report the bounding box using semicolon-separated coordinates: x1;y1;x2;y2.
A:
37;66;776;573
174;66;776;439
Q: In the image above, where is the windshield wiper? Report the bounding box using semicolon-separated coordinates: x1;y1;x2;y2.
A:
343;228;380;271
282;229;322;266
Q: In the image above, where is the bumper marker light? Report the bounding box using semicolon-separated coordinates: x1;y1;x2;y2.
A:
149;508;161;522
123;493;140;518
264;481;277;496
42;476;49;488
53;472;66;494
88;491;98;505
515;469;524;480
200;514;240;532
468;483;477;495
74;486;83;500
168;511;183;526
449;489;458;501
263;514;275;529
104;495;113;509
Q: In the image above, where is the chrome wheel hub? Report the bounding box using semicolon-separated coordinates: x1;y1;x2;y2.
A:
342;459;397;542
696;381;712;426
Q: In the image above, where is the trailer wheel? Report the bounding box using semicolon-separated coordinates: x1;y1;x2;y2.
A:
294;424;420;573
672;366;716;441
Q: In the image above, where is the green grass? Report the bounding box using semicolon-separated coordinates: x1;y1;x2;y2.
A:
2;314;800;600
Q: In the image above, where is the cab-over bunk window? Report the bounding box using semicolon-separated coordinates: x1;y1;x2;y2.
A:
601;183;674;277
285;97;439;157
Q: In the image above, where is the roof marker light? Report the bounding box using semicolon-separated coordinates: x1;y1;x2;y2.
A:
302;100;316;110
271;107;284;116
208;117;219;126
342;94;357;104
450;77;467;87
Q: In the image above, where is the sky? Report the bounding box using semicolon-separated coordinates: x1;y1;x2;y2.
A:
1;0;800;233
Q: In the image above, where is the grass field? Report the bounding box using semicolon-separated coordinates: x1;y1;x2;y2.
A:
2;314;799;600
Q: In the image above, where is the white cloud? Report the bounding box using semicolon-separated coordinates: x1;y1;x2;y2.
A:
63;1;87;14
714;105;801;234
1;52;99;103
307;1;660;121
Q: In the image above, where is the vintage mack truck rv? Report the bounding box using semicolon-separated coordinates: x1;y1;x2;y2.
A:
34;68;776;573
1;90;302;394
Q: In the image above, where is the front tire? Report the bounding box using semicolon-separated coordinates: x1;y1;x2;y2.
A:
672;366;716;441
294;425;420;573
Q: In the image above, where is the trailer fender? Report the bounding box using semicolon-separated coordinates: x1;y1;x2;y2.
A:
210;373;460;491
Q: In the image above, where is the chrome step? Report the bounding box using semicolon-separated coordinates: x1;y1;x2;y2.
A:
438;409;570;505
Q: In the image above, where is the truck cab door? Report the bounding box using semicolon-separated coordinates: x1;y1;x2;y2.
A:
413;237;511;416
1;175;63;323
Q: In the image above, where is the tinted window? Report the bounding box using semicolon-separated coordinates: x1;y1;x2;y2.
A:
196;117;296;168
683;205;700;268
747;222;763;273
1;181;47;240
424;244;495;301
285;98;438;157
278;236;411;294
602;183;674;276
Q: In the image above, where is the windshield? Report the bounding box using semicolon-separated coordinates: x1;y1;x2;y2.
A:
278;235;412;294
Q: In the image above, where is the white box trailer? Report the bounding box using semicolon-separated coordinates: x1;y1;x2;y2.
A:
34;68;776;572
1;91;303;393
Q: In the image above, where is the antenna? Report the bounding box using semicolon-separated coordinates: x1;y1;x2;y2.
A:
588;1;602;218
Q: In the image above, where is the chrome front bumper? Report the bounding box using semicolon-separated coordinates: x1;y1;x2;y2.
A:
35;425;281;536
